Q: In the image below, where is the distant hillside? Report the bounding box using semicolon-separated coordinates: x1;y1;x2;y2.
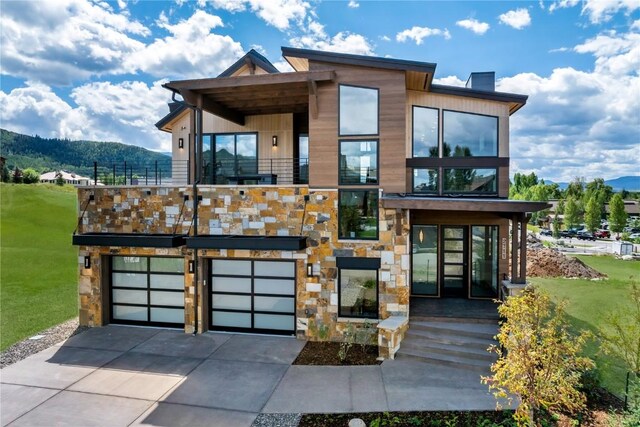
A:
545;176;640;192
0;129;170;178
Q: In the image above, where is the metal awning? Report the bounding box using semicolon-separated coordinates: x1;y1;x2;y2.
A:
381;196;551;213
72;233;187;248
186;235;308;251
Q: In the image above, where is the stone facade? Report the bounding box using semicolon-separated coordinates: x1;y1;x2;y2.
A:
76;185;411;350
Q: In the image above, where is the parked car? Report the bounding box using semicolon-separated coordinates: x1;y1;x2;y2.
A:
594;230;610;239
559;230;577;238
629;233;640;240
577;231;596;241
540;229;552;236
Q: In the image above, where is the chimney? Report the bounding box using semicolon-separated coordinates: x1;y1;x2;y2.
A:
465;72;495;92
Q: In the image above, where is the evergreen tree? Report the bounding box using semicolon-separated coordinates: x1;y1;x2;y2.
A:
12;167;23;184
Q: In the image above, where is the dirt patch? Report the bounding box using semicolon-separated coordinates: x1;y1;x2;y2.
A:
527;248;607;279
293;341;381;366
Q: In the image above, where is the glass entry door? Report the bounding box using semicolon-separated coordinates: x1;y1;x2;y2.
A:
440;226;468;297
201;133;257;184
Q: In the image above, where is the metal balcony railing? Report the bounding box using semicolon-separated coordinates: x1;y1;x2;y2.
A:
90;160;189;186
201;158;309;185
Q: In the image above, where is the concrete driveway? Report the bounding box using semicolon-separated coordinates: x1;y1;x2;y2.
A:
1;326;502;426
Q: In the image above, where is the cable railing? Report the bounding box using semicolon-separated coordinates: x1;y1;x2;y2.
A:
201;157;309;185
89;160;189;186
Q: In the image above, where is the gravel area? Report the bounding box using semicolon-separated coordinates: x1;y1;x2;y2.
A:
0;317;88;369
252;413;302;427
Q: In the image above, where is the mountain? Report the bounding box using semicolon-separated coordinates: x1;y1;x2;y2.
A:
544;176;640;192
1;129;170;178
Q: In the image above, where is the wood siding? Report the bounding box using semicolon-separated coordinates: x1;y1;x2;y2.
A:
308;62;407;192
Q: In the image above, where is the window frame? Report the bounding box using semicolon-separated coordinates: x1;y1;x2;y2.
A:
442;109;499;158
337;257;380;319
338;139;379;185
338;189;380;241
338;84;380;137
442;167;498;195
411;105;440;158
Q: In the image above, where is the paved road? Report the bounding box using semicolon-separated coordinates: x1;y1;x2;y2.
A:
1;326;509;427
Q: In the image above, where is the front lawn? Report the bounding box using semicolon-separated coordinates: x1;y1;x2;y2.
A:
531;255;638;397
0;184;78;350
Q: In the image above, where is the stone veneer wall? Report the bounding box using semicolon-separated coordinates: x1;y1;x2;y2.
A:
77;186;411;342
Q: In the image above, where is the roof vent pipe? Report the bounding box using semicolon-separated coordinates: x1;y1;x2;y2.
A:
465;72;495;92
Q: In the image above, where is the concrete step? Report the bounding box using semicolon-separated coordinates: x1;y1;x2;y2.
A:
408;320;498;340
401;336;496;362
403;329;494;350
410;315;499;325
395;347;492;373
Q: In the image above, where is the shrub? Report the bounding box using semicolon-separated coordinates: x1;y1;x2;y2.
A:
22;168;40;184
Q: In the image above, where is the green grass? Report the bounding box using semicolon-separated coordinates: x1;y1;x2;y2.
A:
1;183;78;350
531;255;639;397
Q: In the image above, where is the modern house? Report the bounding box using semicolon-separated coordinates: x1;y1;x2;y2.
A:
73;48;548;359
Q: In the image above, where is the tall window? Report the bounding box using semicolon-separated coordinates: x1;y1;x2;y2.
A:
339;85;379;136
443;111;498;157
202;133;258;184
471;226;498;298
339;140;378;184
413;106;439;157
337;257;380;319
339;190;378;240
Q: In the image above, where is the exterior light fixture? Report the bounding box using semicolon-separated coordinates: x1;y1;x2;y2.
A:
178;138;184;149
307;263;313;277
84;256;91;269
188;260;195;274
272;135;278;147
419;228;424;244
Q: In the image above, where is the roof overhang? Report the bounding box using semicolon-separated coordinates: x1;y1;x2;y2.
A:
186;235;308;251
155;104;189;132
72;233;187;248
163;70;336;125
430;84;528;115
381;196;550;214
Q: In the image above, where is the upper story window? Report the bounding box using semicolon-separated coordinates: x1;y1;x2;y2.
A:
339;85;379;136
443;110;498;157
339;189;379;240
339;140;378;185
412;106;439;157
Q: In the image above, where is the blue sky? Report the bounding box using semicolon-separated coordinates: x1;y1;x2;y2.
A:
1;0;638;182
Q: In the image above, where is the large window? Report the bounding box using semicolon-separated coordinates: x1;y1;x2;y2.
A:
443;111;498;157
337;257;379;319
339;140;378;184
339;85;379;136
202;133;258;184
339;190;379;240
443;168;497;193
413;168;438;193
413;106;439;157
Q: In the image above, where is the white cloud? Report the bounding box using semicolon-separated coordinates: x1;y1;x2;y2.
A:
548;0;579;13
126;10;245;79
498;8;531;29
290;19;374;55
548;0;639;23
498;28;640;181
432;76;466;87
0;81;172;151
348;0;359;8
207;0;310;30
396;26;451;45
0;0;148;84
456;18;490;35
380;35;391;42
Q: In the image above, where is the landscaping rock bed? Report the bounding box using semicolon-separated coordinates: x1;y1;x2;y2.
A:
293;341;381;366
0;317;87;369
527;248;607;279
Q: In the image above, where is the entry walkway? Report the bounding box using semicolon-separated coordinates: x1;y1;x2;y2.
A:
0;326;507;426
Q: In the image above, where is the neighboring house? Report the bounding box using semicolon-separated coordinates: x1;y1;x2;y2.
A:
72;48;548;358
40;170;92;186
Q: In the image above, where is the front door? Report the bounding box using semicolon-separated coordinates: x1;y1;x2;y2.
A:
441;226;468;298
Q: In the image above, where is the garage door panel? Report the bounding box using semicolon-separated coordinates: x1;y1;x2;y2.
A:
150;274;184;290
212;311;252;328
113;305;147;322
254;296;294;313
151;307;184;324
212;259;252;276
254;314;294;331
112;272;147;288
254;279;295;295
150;291;184;307
150;258;184;273
254;261;295;277
211;295;252;310
112;289;147;305
211;277;252;293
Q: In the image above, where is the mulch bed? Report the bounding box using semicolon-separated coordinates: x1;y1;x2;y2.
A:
293;341;381;366
299;410;517;427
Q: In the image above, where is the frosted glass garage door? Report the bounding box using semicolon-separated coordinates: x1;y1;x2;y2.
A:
111;256;185;327
210;259;296;334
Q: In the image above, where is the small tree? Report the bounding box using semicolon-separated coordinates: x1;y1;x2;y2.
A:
12;167;23;184
483;287;593;426
22;168;40;184
609;193;628;236
564;196;581;230
55;172;65;186
584;196;601;232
